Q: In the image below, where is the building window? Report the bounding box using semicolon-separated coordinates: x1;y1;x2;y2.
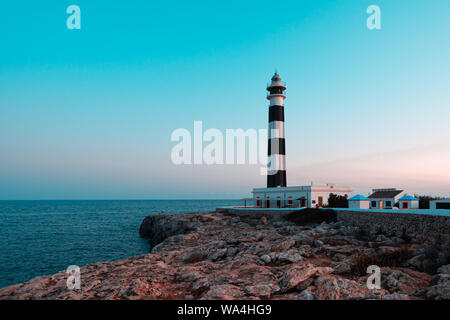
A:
300;198;306;207
402;202;408;209
385;201;392;207
256;200;261;207
436;202;450;209
371;201;377;207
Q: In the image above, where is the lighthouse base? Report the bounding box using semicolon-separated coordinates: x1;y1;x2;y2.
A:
267;170;287;188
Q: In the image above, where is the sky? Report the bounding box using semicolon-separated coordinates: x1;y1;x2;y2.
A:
1;0;449;200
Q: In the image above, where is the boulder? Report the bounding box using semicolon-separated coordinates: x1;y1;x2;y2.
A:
260;254;272;264
315;276;372;300
426;274;450;300
279;263;317;292
271;239;296;252
381;268;431;295
201;285;246;300
183;249;205;264
139;214;196;248
271;249;303;265
297;289;315;300
437;264;450;274
244;284;277;298
382;293;409;300
331;261;351;275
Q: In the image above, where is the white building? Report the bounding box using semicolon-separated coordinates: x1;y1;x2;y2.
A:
430;199;450;210
398;195;420;209
368;188;403;209
251;184;352;208
348;194;370;209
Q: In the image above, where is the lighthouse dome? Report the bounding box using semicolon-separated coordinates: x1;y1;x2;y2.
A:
271;72;281;81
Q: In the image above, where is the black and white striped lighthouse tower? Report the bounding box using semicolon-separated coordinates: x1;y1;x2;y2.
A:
266;72;287;188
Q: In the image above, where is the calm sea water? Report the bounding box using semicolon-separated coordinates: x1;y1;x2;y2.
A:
0;200;240;288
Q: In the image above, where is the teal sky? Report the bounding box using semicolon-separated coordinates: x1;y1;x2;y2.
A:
1;0;450;199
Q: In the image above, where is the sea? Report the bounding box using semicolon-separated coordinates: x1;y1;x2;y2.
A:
0;200;240;289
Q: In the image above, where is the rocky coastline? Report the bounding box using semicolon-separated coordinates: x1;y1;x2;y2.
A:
0;209;448;300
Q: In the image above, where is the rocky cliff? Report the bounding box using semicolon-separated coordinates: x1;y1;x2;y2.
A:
0;210;448;300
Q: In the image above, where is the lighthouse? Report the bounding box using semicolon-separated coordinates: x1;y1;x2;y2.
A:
266;72;287;188
237;73;352;209
242;74;352;209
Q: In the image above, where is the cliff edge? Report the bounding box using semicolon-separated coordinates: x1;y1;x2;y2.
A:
0;210;448;300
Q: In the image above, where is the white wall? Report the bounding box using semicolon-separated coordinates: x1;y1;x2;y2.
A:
409;200;419;209
253;186;351;208
269;96;285;106
369;198;397;209
349;200;370;209
253;190;310;208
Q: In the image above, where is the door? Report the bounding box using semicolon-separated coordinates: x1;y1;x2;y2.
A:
379;201;383;209
300;198;306;207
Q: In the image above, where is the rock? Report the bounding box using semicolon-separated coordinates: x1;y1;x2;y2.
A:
314;227;328;235
177;269;202;282
331;261;351;275
272;239;296;252
255;233;264;241
260;254;271;264
437;264;450;274
230;217;240;224
201;285;245;300
297;289;315;300
426;274;450;300
272;249;303;264
260;216;268;225
279;263;317;293
207;248;227;261
375;234;388;242
139;214;196;247
314;240;324;248
295;233;314;246
332;221;345;228
315;276;372;300
183;249;204;263
320;222;329;229
376;246;402;255
406;254;425;270
192;278;210;295
315;267;334;277
244;284;275;298
381;268;431;295
382;293;409;300
297;245;314;258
